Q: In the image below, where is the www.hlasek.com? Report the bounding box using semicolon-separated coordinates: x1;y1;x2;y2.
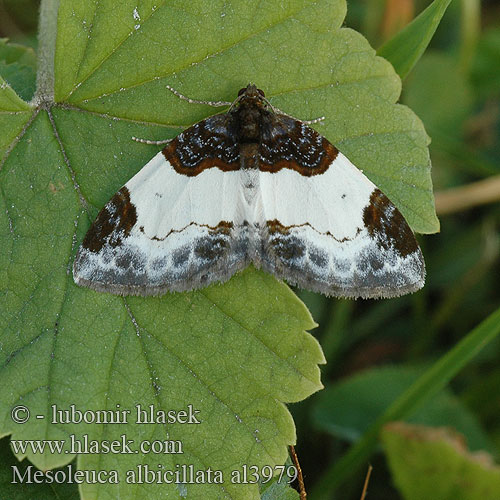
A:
11;433;184;455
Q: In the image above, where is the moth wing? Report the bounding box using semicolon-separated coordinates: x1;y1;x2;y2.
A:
73;115;248;295
256;117;425;298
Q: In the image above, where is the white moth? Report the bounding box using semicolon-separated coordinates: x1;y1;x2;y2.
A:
73;85;425;298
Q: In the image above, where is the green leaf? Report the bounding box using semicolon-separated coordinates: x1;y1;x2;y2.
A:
261;481;299;500
0;86;324;499
260;469;300;500
312;365;494;452
0;38;36;66
0;437;79;500
0;76;31;113
310;305;500;500
0;110;32;164
378;0;453;80
0;43;32;187
1;0;440;498
382;422;500;500
0;39;37;102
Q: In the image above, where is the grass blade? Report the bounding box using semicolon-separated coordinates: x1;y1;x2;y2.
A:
378;0;452;79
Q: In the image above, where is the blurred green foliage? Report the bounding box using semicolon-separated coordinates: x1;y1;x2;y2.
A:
301;0;500;498
0;437;78;500
0;0;499;499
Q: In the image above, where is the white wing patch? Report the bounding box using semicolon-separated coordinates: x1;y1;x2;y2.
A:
126;153;243;232
73;153;249;295
259;153;373;237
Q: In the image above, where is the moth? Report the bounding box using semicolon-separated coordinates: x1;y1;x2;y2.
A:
73;84;425;298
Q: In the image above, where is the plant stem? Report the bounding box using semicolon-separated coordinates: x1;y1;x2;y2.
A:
434;175;500;215
459;0;480;74
34;0;59;104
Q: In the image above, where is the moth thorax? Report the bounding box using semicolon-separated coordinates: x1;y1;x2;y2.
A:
236;104;263;143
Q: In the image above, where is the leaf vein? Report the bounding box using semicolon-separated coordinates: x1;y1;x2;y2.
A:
123;300;237;499
0;109;38;172
126;307;273;458
199;290;315;385
67;2;165;100
72;1;325;103
55;103;188;129
47;107;89;212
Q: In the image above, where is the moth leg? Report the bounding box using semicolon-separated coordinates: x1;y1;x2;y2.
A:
166;84;232;107
131;136;173;145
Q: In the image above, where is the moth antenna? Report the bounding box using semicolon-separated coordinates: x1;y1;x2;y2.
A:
166;84;232;107
271;103;325;125
132;136;172;145
302;116;326;125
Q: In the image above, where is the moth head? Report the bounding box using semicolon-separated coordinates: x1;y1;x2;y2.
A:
238;84;265;98
234;84;268;110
